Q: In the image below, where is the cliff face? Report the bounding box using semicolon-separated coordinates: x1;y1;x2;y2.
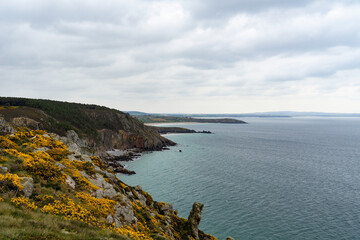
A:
0;97;174;154
0;128;216;239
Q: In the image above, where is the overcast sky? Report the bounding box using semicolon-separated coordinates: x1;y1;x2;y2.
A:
0;0;359;113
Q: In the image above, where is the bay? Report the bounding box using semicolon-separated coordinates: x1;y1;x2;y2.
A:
118;118;360;239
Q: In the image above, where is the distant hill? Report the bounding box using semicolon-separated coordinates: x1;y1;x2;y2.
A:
0;97;174;153
128;111;360;118
133;115;247;124
125;111;150;116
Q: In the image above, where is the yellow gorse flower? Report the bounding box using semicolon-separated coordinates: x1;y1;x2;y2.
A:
0;173;23;190
10;197;38;210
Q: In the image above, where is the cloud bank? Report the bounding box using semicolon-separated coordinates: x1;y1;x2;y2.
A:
0;0;359;113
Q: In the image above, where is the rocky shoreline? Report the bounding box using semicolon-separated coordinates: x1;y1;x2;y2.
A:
151;126;212;134
100;150;141;175
101;126;212;175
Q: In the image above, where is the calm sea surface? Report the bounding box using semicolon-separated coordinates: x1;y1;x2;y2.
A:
118;118;360;239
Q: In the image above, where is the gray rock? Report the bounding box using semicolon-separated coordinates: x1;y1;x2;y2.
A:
65;175;76;189
12;117;41;129
106;214;114;224
20;177;34;197
65;130;90;154
34;147;49;152
0;117;14;134
114;200;137;227
136;192;147;206
81;172;118;198
54;162;66;169
188;202;204;240
0;166;8;173
160;203;173;215
51;131;90;155
134;185;142;191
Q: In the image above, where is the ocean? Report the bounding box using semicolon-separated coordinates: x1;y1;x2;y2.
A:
118;117;360;239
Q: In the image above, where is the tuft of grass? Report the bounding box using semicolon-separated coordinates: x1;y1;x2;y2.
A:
0;201;131;240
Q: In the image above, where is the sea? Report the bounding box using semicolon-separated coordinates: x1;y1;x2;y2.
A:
118;117;360;240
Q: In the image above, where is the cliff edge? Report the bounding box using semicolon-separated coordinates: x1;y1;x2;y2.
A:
0;97;174;154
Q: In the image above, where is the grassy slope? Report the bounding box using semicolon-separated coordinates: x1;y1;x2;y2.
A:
0;201;129;240
0;97;120;138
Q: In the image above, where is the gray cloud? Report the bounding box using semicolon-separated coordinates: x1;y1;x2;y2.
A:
0;0;360;113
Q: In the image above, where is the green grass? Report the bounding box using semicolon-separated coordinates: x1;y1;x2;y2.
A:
0;201;130;240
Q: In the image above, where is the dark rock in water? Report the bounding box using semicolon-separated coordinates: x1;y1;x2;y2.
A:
152;126;197;134
163;147;170;150
198;130;212;134
114;167;136;175
225;237;236;240
188;202;204;240
102;153;134;162
179;150;182;152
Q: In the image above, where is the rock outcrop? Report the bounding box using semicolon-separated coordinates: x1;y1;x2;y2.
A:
188;202;204;240
12;117;42;129
20;177;33;198
0;116;14;134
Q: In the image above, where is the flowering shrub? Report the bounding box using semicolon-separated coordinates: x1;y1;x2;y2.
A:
60;159;99;191
0;173;23;190
75;192;115;218
41;194;106;228
90;156;106;170
5;149;66;183
8;128;44;145
0;156;8;163
10;197;38;210
0;136;17;149
71;160;96;176
35;194;55;206
114;225;153;240
0;197;3;201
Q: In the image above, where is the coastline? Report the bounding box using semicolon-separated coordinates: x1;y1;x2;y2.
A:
144;122;201;126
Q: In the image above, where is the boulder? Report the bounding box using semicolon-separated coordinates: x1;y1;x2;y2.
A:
106;214;114;225
113;199;137;227
20;177;33;197
65;175;76;189
0;117;14;134
188;202;204;240
12;117;41;129
81;172;118;198
0;166;8;173
160;203;173;216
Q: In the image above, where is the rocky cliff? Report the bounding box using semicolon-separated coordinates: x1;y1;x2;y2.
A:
0;97;174;154
0;128;217;239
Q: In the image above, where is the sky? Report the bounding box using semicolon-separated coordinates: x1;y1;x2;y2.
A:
0;0;360;113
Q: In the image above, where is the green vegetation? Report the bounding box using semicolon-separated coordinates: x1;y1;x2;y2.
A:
135;115;246;124
0;201;130;240
0;97;123;139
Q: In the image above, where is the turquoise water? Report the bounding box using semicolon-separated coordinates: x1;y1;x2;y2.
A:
118;118;360;239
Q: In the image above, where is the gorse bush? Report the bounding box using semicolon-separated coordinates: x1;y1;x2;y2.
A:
0;128;217;240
